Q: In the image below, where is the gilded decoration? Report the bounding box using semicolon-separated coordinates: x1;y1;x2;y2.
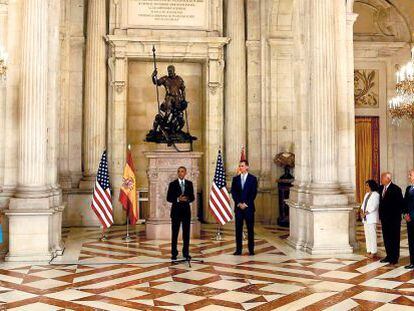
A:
354;69;379;108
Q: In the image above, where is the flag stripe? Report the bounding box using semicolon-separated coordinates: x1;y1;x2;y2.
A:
210;188;231;222
208;150;233;225
92;190;112;225
212;184;232;219
95;182;114;222
208;199;226;225
91;150;113;229
92;203;110;228
98;183;112;211
92;198;111;228
119;150;138;225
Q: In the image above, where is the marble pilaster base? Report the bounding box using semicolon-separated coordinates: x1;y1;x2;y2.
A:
51;205;65;256
5;198;55;261
287;192;354;255
144;146;203;240
146;219;201;240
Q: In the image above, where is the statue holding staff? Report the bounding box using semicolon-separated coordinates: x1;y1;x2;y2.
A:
146;46;196;146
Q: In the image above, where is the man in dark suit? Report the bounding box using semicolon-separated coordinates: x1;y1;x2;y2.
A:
167;166;195;260
379;172;403;265
403;169;414;269
231;160;258;256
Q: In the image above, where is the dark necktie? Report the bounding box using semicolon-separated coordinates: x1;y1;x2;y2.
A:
362;192;372;221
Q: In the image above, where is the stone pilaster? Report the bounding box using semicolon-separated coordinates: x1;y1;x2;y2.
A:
0;1;7;194
224;0;246;173
6;0;55;261
346;13;359;249
80;0;107;189
48;0;62;200
345;13;358;195
287;0;353;254
48;0;64;256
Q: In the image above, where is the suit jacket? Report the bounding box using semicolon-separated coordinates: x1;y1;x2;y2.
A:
403;185;414;219
379;182;403;223
360;191;380;224
167;179;195;219
231;173;258;213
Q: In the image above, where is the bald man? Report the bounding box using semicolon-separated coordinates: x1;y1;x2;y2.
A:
379;172;403;265
403;170;414;269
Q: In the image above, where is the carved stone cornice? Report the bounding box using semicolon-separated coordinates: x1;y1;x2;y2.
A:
105;35;229;60
354;41;408;58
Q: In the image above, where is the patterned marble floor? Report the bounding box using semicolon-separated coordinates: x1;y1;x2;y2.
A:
1;223;414;310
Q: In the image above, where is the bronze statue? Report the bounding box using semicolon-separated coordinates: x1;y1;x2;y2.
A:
146;47;196;145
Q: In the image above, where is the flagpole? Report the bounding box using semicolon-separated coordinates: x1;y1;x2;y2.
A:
123;215;132;242
212;223;223;241
100;226;108;242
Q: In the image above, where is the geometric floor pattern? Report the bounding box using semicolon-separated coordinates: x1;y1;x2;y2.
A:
1;224;414;310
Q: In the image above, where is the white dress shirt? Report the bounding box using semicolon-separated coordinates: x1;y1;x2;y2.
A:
241;173;248;190
382;182;391;198
177;178;186;202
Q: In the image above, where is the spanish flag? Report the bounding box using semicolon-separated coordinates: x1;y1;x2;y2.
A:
119;148;138;225
236;145;247;174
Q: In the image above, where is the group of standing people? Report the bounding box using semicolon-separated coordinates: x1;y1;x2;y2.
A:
167;160;258;261
361;171;414;268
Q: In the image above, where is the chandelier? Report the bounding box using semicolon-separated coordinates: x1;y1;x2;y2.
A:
389;47;414;123
0;43;7;81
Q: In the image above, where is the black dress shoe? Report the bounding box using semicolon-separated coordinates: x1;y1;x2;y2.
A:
171;255;177;261
249;252;255;256
233;251;242;256
380;257;389;263
405;264;414;269
185;255;192;261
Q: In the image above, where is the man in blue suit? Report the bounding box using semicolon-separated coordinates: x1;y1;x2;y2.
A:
403;169;414;269
231;160;258;255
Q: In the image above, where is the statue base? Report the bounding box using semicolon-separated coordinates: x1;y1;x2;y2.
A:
144;145;203;240
145;130;197;145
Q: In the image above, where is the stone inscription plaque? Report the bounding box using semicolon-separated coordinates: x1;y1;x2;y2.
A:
127;0;207;29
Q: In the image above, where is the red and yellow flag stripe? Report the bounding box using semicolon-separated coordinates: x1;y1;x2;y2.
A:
119;150;138;225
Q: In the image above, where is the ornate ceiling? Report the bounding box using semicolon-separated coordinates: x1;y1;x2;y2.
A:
353;0;414;42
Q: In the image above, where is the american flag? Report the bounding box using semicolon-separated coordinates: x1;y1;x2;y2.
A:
91;151;114;229
209;150;233;225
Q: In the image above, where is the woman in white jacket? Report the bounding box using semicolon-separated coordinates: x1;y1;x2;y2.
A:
360;179;380;258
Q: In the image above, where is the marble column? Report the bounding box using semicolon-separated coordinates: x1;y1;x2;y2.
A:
80;0;107;189
6;0;55;261
287;0;353;254
224;0;246;174
310;0;338;189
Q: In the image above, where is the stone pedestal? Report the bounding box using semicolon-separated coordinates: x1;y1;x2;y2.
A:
5;199;53;261
287;193;353;255
145;146;202;240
